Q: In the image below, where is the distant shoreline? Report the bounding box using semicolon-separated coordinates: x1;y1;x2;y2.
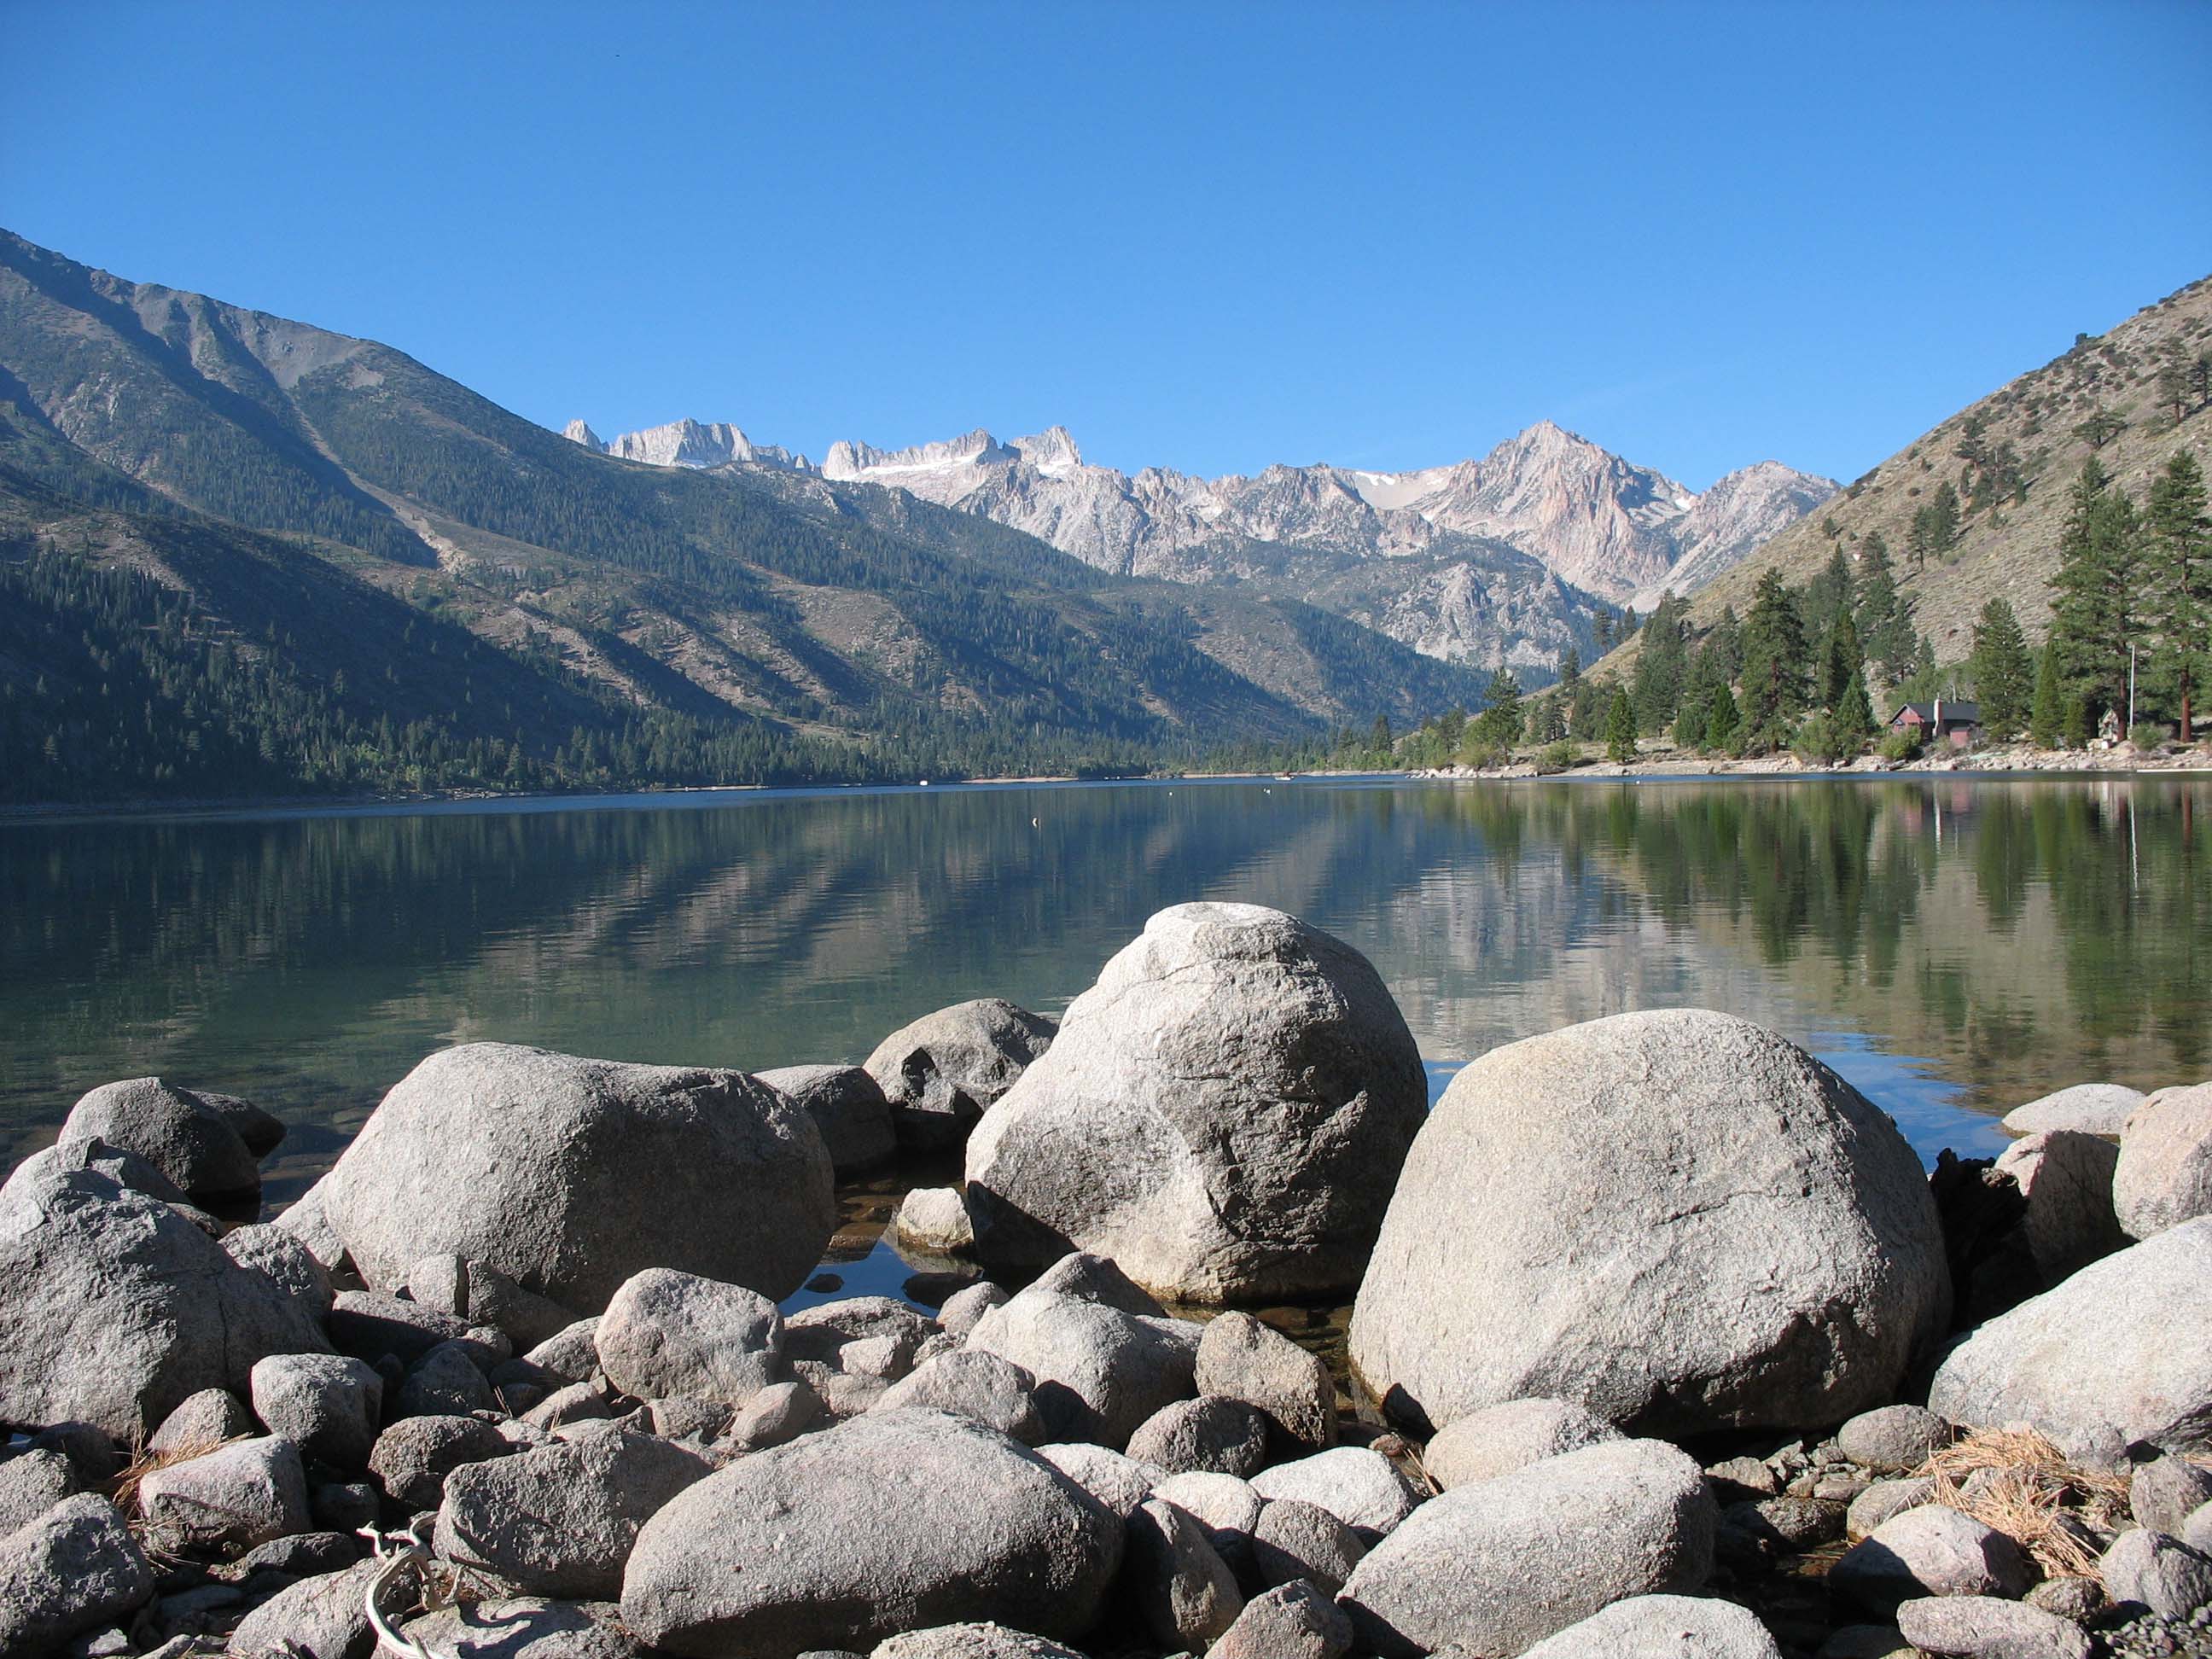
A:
1406;739;2212;783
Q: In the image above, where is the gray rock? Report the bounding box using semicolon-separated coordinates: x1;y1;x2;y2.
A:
2027;1576;2107;1621
1519;1594;1784;1659
0;1494;154;1656
891;1186;977;1258
195;1090;285;1159
1152;1471;1264;1579
1849;1478;1937;1541
1211;1578;1352;1659
435;1425;714;1598
2115;1083;2212;1240
725;1377;824;1450
60;1077;261;1204
2133;1455;2212;1534
522;1318;601;1383
643;1396;730;1443
309;1481;380;1534
1929;1219;2212;1464
271;1179;351;1274
786;1296;936;1361
327;1289;488;1367
0;1450;78;1536
1338;1437;1716;1659
1251;1494;1365;1595
867;998;1056;1153
1708;1455;1783;1497
1130;1495;1243;1650
1;1134;191;1208
1194;1310;1337;1452
368;1413;513;1510
1422;1396;1621;1489
935;1282;1009;1342
1034;1442;1162;1522
2002;1084;2145;1140
1126;1395;1271;1478
964;1270;1200;1449
593;1266;785;1404
1350;1010;1951;1440
397;1340;498;1418
1830;1505;2033;1613
403;1595;645;1657
965;905;1424;1301
250;1354;383;1469
523;1380;613;1430
224;1558;380;1659
404;1252;579;1351
136;1435;310;1551
793;1362;888;1422
1896;1594;2093;1658
870;1626;1084;1659
0;1161;330;1441
1838;1405;1952;1476
148;1385;252;1461
1030;1250;1166;1314
1816;1627;1918;1659
876;1350;1046;1443
2186;1499;2212;1556
833;1334;914;1382
224;1222;336;1315
1990;1132;2129;1286
621;1409;1123;1657
1249;1446;1423;1543
318;1042;835;1307
2101;1527;2212;1619
757;1064;898;1173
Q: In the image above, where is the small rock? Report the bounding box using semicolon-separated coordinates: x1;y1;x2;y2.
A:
1210;1578;1353;1659
725;1378;824;1451
396;1340;497;1418
595;1267;785;1404
1126;1395;1271;1479
2134;1454;2212;1534
891;1187;976;1256
2186;1499;2212;1555
1151;1471;1264;1579
865;998;1056;1153
1129;1496;1243;1650
1423;1397;1621;1490
1708;1455;1784;1498
1837;1406;1951;1475
308;1480;379;1534
963;1266;1200;1449
1895;1593;2093;1659
1518;1593;1785;1659
1830;1505;2033;1614
521;1318;602;1383
224;1223;336;1315
1250;1494;1365;1595
839;1334;916;1382
403;1594;647;1657
224;1558;381;1659
0;1449;79;1536
2101;1528;2212;1620
328;1290;488;1368
755;1063;897;1173
2114;1083;2212;1240
876;1351;1046;1444
2001;1084;2144;1140
251;1353;383;1469
643;1397;730;1444
1249;1445;1423;1542
136;1435;310;1551
870;1625;1084;1659
146;1388;253;1458
1194;1310;1339;1453
935;1282;1009;1342
523;1380;612;1430
61;1076;261;1204
1849;1477;1937;1541
367;1413;513;1510
2026;1576;2107;1621
1033;1442;1161;1521
0;1493;154;1656
1819;1474;1873;1503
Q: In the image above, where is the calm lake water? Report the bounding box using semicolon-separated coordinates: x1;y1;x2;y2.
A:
4;774;2208;1312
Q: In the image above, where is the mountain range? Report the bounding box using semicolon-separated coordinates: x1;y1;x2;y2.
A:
567;415;1837;673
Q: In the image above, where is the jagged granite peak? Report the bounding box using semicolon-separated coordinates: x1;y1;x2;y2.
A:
1634;458;1842;611
562;418;603;450
565;416;809;472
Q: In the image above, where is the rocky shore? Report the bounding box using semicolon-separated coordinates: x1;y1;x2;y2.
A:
2;901;2209;1659
1410;736;2212;782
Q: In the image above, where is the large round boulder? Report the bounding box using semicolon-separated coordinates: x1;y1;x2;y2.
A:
0;1161;330;1441
866;999;1057;1153
964;904;1427;1301
2114;1082;2212;1240
1348;1010;1950;1438
1928;1217;2212;1465
620;1408;1124;1656
318;1044;835;1307
61;1077;263;1206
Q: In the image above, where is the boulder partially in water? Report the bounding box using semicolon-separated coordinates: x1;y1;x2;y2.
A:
620;1408;1123;1657
318;1043;835;1307
0;1161;329;1441
756;1062;898;1173
1348;1010;1950;1439
60;1076;262;1206
865;999;1057;1153
964;903;1427;1302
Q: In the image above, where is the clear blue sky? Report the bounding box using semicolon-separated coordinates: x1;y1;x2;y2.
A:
5;3;2209;489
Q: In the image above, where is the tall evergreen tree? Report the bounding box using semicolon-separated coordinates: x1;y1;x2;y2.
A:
2144;450;2209;742
1604;687;1638;764
1968;597;2034;742
1473;667;1522;748
1819;608;1864;710
2029;637;2064;748
1704;606;1744;685
2047;456;2143;725
1703;682;1743;751
1802;544;1854;645
1854;531;1917;683
1631;592;1689;734
1739;569;1811;751
1834;667;1876;749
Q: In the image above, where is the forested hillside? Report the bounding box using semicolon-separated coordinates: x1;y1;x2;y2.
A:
0;230;1490;803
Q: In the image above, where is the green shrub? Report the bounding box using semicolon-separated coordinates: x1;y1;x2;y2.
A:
2130;723;2168;752
1879;728;1923;763
1536;740;1576;775
1791;713;1861;766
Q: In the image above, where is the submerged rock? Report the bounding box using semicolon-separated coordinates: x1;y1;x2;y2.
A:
866;999;1057;1153
964;903;1426;1301
318;1042;835;1307
620;1409;1123;1657
1349;1010;1950;1440
60;1077;262;1206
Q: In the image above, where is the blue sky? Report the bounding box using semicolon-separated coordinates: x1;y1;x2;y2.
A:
5;3;2209;489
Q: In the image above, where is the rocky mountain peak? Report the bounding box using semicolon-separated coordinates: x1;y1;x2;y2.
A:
1012;426;1083;474
563;418;603;450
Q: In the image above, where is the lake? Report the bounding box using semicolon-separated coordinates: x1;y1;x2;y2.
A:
4;773;2207;1313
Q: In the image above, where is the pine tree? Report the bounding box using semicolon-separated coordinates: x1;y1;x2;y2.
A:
1968;597;2034;742
1704;606;1744;685
2029;637;2063;748
1739;569;1810;752
1854;532;1916;684
2143;450;2209;743
1604;687;1638;764
2047;456;2143;725
1802;545;1854;645
1672;645;1715;748
1474;667;1522;749
1834;667;1876;749
1631;592;1689;734
1703;683;1743;750
1819;608;1864;710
